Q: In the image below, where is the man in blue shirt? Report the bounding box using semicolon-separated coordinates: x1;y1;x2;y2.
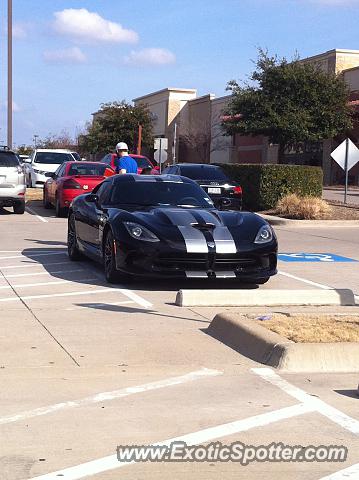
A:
115;142;138;174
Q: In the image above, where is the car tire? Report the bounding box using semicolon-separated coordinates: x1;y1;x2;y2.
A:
67;214;82;261
103;230;128;284
13;200;25;215
43;189;51;209
55;197;66;218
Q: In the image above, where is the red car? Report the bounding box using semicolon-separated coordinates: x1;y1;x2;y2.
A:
43;161;115;217
100;153;159;174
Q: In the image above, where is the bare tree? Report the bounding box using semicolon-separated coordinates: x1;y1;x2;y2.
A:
179;113;228;163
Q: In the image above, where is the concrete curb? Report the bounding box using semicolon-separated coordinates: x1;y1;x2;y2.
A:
176;289;355;307
207;313;359;372
258;213;359;227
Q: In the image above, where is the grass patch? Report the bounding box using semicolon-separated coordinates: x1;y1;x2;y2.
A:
255;313;359;343
26;188;43;201
276;194;332;219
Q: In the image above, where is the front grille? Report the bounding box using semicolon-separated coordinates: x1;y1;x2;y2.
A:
154;252;267;273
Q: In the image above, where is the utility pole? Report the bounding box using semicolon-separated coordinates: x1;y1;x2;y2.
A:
172;122;177;164
33;135;39;148
7;0;13;149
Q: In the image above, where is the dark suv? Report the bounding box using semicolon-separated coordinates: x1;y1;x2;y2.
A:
162;163;242;210
0;147;26;214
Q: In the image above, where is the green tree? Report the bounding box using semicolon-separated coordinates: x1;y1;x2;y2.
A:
223;50;353;161
79;101;153;154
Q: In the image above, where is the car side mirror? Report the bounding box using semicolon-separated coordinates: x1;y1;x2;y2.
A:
85;193;99;203
45;172;56;178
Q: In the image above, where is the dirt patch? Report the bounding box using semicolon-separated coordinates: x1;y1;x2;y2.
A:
261;202;359;220
26;189;43;202
255;313;359;343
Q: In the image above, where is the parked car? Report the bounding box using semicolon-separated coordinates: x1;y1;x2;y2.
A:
0;146;26;214
43;161;115;217
27;149;80;188
100;153;159;174
162;163;242;210
67;174;277;284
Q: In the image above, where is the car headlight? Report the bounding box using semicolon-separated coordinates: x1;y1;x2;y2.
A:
254;225;274;244
124;222;159;242
33;169;45;175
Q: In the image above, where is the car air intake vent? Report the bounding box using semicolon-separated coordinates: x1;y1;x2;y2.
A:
191;222;216;230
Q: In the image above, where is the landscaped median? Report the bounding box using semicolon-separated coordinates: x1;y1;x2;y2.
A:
207;312;359;373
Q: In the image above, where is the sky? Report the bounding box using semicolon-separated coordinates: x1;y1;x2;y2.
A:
0;0;359;146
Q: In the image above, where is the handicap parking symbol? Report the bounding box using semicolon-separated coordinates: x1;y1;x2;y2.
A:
278;253;358;263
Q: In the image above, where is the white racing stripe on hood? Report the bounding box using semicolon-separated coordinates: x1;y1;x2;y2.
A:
190;210;237;254
163;210;209;253
212;227;237;254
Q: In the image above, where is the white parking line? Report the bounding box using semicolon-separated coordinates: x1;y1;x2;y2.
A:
278;270;359;302
0;279;97;290
253;368;359;435
319;462;359;479
4;269;84;279
25;206;48;223
0;251;66;260
0;261;70;270
0;368;221;426
28;403;312;480
0;287;153;307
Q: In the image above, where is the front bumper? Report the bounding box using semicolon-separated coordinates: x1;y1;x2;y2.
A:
32;171;48;187
114;241;277;280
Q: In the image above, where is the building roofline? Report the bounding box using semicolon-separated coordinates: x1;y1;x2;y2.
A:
133;87;197;102
302;48;359;63
343;65;359;73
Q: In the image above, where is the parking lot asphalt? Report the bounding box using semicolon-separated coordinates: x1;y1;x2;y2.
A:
0;200;358;480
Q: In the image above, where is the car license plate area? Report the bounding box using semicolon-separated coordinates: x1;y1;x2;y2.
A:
207;187;221;194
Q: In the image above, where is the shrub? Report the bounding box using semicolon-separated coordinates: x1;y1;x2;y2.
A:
276;194;332;219
217;164;323;210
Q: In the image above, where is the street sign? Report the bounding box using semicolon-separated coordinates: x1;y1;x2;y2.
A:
278;253;357;263
330;138;359;203
154;149;168;164
331;138;359;171
154;138;168;170
154;138;168;151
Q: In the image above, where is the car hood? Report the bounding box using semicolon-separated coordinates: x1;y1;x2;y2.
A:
32;163;62;173
132;207;243;228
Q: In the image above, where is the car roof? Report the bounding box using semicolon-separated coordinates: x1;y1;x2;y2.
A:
175;163;221;168
34;149;73;153
65;161;105;166
112;174;193;184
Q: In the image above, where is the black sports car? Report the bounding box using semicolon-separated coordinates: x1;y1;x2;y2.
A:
162;163;242;210
67;174;277;283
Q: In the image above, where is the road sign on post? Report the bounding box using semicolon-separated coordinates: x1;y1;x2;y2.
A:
154;138;168;173
330;138;359;203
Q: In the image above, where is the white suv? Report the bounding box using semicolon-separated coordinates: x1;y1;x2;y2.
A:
0;147;26;214
28;149;78;188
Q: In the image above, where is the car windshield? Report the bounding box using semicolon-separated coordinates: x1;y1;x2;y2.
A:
34;152;73;164
71;152;81;161
68;164;107;176
109;181;213;208
0;152;20;167
181;166;229;181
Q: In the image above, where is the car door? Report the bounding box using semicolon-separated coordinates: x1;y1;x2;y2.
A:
78;181;111;254
47;164;64;203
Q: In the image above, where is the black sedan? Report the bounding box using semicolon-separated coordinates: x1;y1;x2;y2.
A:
162;163;242;210
67;174;277;283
